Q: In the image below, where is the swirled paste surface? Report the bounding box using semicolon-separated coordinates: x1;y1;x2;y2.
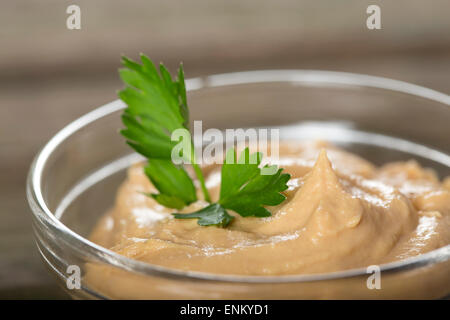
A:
90;141;450;275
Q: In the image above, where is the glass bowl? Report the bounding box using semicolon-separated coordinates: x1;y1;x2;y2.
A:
27;70;450;299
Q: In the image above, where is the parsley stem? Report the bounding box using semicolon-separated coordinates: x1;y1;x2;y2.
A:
192;162;211;203
189;142;211;203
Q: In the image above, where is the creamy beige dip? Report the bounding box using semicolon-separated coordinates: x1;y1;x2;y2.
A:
86;141;450;298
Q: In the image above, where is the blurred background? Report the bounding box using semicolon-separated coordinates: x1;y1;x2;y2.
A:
0;0;449;299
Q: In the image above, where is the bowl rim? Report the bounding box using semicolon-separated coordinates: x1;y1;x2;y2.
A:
27;69;450;283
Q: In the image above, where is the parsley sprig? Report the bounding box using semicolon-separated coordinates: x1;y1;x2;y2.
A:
119;54;290;227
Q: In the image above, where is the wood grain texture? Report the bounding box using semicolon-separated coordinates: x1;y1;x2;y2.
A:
0;0;449;299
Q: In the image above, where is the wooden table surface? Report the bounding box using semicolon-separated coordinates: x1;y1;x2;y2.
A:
1;0;449;299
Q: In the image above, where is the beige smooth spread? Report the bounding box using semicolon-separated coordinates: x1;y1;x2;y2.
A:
89;141;450;279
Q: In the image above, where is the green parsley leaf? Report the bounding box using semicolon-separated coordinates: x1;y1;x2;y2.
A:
173;203;234;227
219;148;290;217
219;148;262;201
174;147;291;226
119;54;211;207
119;55;189;160
144;159;197;209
